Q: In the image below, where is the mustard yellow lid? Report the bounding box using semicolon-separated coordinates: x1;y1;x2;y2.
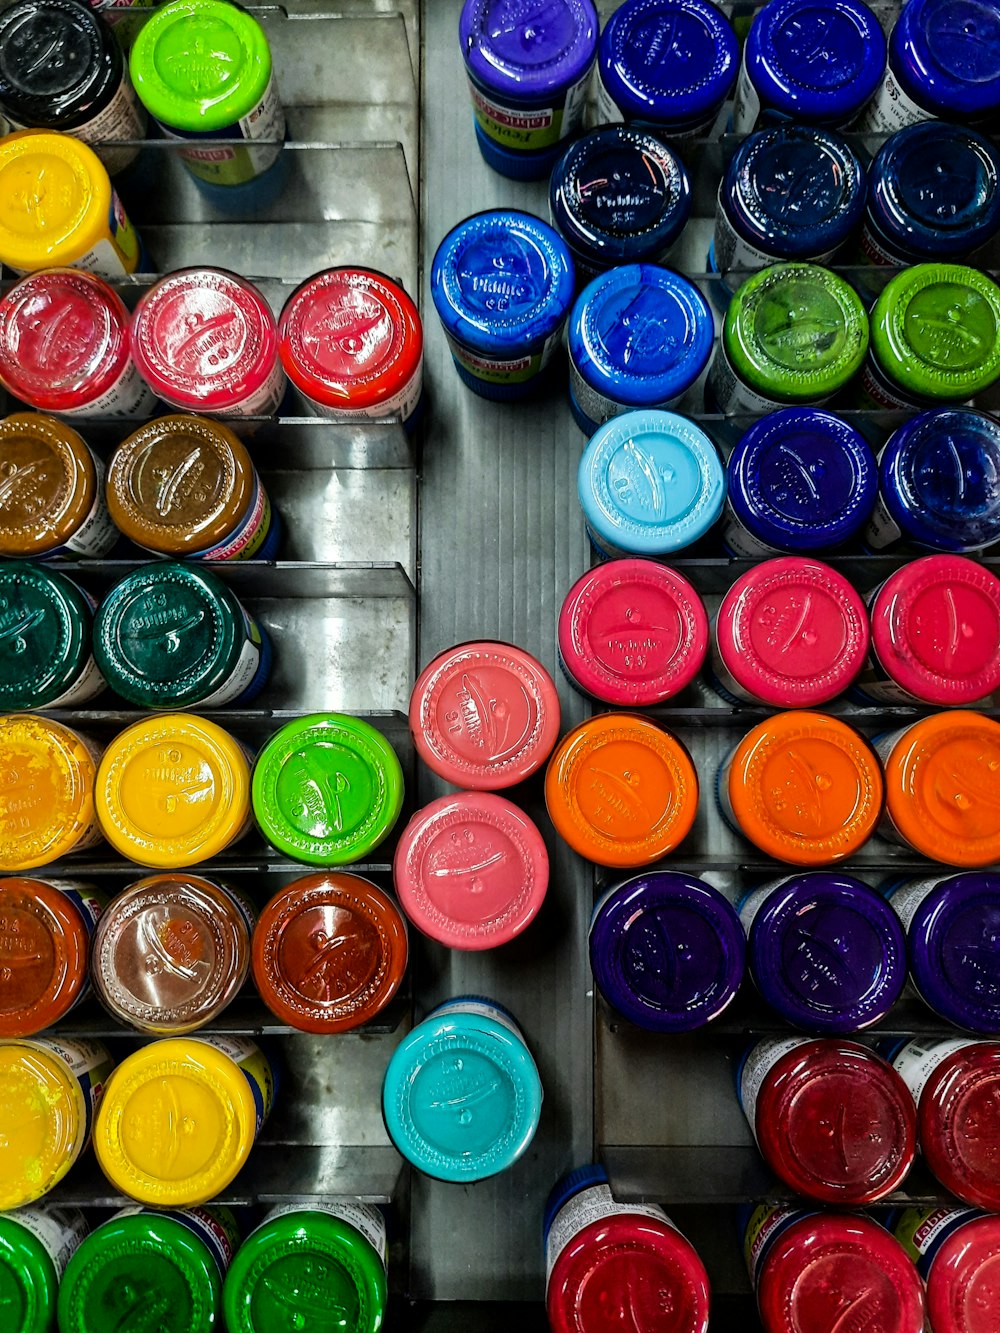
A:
0;1039;88;1209
95;715;250;868
0;715;100;871
0;131;113;273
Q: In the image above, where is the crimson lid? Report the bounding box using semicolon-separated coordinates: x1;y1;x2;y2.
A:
926;1213;1000;1333
920;1043;1000;1211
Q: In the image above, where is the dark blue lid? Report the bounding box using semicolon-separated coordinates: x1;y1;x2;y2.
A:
721;126;867;259
460;0;598;100
589;872;745;1032
542;1164;609;1242
890;0;1000;121
879;408;1000;552
549;124;691;269
568;264;714;407
906;872;1000;1033
747;873;907;1032
430;209;576;356
744;0;886;123
727;408;877;552
868;121;1000;262
597;0;739;125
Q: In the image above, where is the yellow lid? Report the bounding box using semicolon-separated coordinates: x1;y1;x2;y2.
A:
0;1039;87;1208
95;715;251;868
0;131;113;273
93;1037;258;1206
0;715;100;871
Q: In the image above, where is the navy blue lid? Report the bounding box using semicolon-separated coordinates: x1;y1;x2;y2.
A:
747;873;907;1032
890;0;1000;121
589;872;746;1032
542;1164;609;1242
597;0;739;126
906;872;1000;1034
460;0;598;101
879;408;1000;552
550;125;691;269
727;408;877;552
744;0;886;124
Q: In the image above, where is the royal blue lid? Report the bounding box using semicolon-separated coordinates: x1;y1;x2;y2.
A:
460;0;598;101
746;873;907;1032
889;0;1000;122
904;872;1000;1033
878;408;1000;552
543;1164;609;1242
744;0;886;124
568;265;714;408
597;0;739;127
579;410;725;555
727;408;877;552
590;872;746;1032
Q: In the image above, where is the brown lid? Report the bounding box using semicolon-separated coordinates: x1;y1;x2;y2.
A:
0;412;98;557
0;876;94;1036
105;414;255;556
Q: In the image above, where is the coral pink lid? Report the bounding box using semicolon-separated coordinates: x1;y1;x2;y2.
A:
392;792;549;949
926;1213;1000;1333
558;559;709;705
409;641;561;790
920;1043;1000;1211
870;555;1000;705
716;557;869;706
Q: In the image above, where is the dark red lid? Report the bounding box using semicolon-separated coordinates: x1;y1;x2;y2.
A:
927;1213;1000;1333
920;1043;1000;1211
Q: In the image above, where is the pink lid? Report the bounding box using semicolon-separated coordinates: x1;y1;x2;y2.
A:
558;559;709;705
870;555;1000;705
409;640;562;790
927;1213;1000;1333
392;792;549;949
0;269;132;412
716;557;869;706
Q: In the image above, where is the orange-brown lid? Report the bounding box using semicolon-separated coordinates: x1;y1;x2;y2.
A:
0;413;98;557
0;877;94;1036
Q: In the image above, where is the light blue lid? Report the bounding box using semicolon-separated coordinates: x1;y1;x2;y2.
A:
578;410;725;555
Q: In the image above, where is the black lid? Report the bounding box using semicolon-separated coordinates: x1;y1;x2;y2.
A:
0;0;121;130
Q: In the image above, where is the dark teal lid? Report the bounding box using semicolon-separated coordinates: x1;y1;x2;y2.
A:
0;560;96;710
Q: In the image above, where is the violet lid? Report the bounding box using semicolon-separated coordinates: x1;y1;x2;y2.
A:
460;0;598;99
906;872;1000;1034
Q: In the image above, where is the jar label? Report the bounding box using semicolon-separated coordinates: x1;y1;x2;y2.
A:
859;219;907;270
545;1182;673;1285
569;356;682;429
58;450;118;558
884;877;940;932
892;1205;984;1277
160;73;286;186
430;997;524;1041
2;1204;88;1278
736;878;789;935
860;358;916;412
31;1036;112;1150
45;649;107;708
713;189;838;289
743;1204;816;1289
263;1201;388;1269
714;740;743;833
193;475;273;561
304;354;423;424
707;340;789;417
446;328;562;385
195;610;264;708
44;879;103;1005
56;356;157;420
864;494;903;551
719;500;783;559
75;74;146;176
731;55;761;135
468;67;591;152
889;1037;977;1108
857;66;932;135
112;1204;240;1277
23;188;141;280
594;68;624;124
737;1037;811;1136
208;356;286;420
191;1036;274;1136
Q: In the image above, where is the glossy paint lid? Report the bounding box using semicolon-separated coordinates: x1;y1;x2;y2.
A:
924;1212;1000;1333
919;1043;1000;1211
460;0;598;97
0;562;97;712
0;877;94;1037
0;715;99;872
906;873;1000;1033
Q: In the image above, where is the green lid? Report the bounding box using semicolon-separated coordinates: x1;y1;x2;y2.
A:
0;561;95;710
870;263;1000;403
723;263;869;403
129;0;273;133
252;714;405;865
222;1209;387;1333
0;1213;59;1333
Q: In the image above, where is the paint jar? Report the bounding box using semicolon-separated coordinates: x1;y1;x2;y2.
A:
893;1205;1000;1333
252;873;408;1032
0;1204;89;1333
381;996;542;1183
0;716;102;871
459;0;597;180
545;714;698;867
0;563;104;710
409;641;560;791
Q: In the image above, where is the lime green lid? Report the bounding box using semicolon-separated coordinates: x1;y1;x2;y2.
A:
723;263;869;402
252;714;405;865
0;561;95;710
129;0;273;133
0;1213;59;1333
870;263;1000;403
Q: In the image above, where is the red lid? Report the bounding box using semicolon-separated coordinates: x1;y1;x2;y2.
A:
0;876;93;1036
870;555;1000;705
278;267;423;412
547;1213;710;1333
753;1039;917;1205
926;1213;1000;1333
920;1043;1000;1211
409;641;561;790
716;558;869;706
558;559;709;706
130;267;280;412
0;269;132;412
392;792;549;949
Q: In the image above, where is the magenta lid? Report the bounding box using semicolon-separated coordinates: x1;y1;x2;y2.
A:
392;791;549;949
558;559;709;705
716;557;869;706
870;555;1000;705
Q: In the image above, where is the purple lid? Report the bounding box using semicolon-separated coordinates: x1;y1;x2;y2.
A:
745;873;907;1032
590;872;745;1032
906;872;1000;1034
460;0;599;100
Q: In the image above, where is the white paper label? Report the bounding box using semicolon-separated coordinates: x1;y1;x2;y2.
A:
45;650;106;708
3;1205;88;1277
211;357;286;419
707;340;791;416
864;494;903;550
238;73;286;173
56;358;157;420
738;1037;810;1134
885;877;940;932
594;68;624;124
304;355;422;423
61;451;118;557
263;1201;388;1269
732;56;762;135
78;76;146;174
890;1037;976;1107
857;66;932;135
720;500;782;559
545;1183;672;1284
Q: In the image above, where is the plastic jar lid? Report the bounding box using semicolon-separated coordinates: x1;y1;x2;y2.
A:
891;0;1000;121
0;716;98;871
725;713;882;864
590;872;745;1031
409;641;560;790
882;713;1000;868
460;0;597;100
0;878;94;1037
0;1039;94;1209
0;1208;67;1333
545;714;698;867
569;265;714;408
252;872;408;1032
95;715;250;868
723;263;869;403
129;0;273;132
381;1000;542;1181
578;410;725;556
0;413;101;559
924;1212;1000;1333
558;559;708;705
252;714;404;865
0;0;121;130
904;873;1000;1032
716;558;869;707
550;126;691;270
278;268;422;415
0;563;95;711
0;131;114;273
919;1043;1000;1210
393;793;549;949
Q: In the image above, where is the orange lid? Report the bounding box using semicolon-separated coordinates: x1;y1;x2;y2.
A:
883;712;1000;868
725;712;883;865
0;877;95;1036
544;714;698;867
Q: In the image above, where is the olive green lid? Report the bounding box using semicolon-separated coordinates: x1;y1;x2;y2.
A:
870;263;1000;403
252;713;405;865
723;262;869;402
0;561;95;710
0;1212;60;1333
129;0;273;134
